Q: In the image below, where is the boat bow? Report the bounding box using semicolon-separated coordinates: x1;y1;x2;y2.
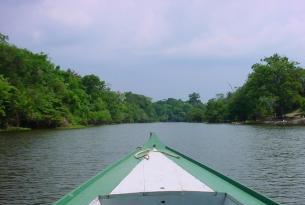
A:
54;133;279;205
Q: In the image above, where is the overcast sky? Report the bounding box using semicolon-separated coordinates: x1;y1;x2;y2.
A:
1;0;305;101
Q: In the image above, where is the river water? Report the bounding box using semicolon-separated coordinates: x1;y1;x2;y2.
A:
0;123;305;205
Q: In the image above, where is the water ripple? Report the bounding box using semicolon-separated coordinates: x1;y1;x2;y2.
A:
1;123;305;204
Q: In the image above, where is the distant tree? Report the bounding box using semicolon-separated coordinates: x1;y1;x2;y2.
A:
124;92;156;122
0;76;13;117
186;106;205;122
0;75;19;127
204;97;228;123
188;92;201;105
226;87;254;121
154;98;191;122
0;33;8;44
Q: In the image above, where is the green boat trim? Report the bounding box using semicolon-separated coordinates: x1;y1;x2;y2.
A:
166;147;278;205
54;149;141;205
54;133;280;205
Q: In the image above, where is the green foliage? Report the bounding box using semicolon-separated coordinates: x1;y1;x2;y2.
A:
124;92;156;122
204;54;305;122
2;36;304;128
186;105;205;122
81;74;106;97
246;54;304;119
154;98;192;122
0;41;116;128
204;95;228;123
0;75;18;127
226;87;254;121
188;92;201;105
0;33;9;44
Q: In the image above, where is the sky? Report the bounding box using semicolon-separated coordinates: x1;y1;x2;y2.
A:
1;0;305;101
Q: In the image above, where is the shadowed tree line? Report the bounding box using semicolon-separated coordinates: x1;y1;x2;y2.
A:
1;34;305;129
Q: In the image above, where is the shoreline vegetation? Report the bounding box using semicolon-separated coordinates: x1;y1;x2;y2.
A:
2;33;305;131
3;118;305;132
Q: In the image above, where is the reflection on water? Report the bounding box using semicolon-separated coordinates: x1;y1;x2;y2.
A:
0;123;304;204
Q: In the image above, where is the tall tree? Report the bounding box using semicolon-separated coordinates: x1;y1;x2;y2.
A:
188;92;201;105
0;33;8;44
246;54;303;119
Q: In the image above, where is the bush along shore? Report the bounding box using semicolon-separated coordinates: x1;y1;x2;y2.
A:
2;33;305;130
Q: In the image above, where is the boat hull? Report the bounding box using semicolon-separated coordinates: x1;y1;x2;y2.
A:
54;133;279;205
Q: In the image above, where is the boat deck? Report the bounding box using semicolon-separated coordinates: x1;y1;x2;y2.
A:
111;149;213;194
54;134;279;205
98;191;243;205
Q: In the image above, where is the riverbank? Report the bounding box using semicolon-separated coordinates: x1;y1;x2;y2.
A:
0;124;89;132
247;118;305;126
231;117;305;126
241;110;305;126
3;117;305;132
0;127;31;132
2;40;305;129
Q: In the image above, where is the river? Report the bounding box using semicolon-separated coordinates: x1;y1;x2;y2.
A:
0;123;305;204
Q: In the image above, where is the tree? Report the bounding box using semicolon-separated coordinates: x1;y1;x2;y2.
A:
0;75;19;127
226;87;254;121
186;106;205;122
81;74;106;97
0;76;13;117
204;97;228;123
245;54;303;119
124;92;156;121
154;98;192;122
0;33;8;44
188;92;201;105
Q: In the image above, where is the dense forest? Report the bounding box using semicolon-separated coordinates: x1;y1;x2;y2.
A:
1;33;305;129
0;34;205;129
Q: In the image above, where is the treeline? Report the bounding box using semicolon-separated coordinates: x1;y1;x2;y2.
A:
204;54;305;122
0;36;205;129
1;34;305;129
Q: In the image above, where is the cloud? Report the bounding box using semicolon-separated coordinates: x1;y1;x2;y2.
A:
160;0;305;58
41;0;98;28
